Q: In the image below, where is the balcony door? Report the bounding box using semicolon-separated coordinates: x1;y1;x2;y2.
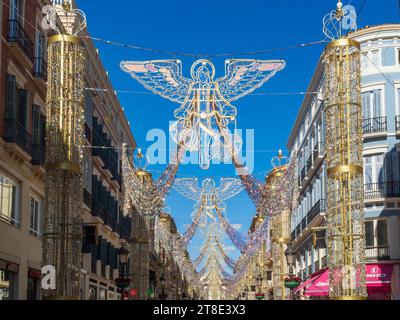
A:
9;0;23;22
362;89;384;133
365;220;389;261
364;154;385;197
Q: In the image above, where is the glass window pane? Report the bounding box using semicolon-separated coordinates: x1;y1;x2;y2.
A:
377;220;388;247
365;221;374;247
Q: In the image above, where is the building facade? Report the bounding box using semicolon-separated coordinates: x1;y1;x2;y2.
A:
0;0;136;300
287;24;400;300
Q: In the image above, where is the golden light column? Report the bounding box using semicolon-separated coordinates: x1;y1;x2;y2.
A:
42;2;86;299
323;1;367;300
267;162;290;300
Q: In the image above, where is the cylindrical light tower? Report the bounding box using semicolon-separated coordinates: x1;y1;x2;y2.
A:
42;2;86;299
267;162;290;300
323;1;367;299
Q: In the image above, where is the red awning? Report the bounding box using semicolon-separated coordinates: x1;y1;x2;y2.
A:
294;269;327;294
304;269;329;297
304;263;396;298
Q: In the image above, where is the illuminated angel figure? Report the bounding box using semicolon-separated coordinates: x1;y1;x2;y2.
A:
174;177;243;233
121;58;285;169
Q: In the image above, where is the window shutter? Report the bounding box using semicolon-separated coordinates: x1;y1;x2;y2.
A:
373;90;382;118
17;88;28;127
32;105;41;145
377;220;388;247
6;74;17;120
362;92;370;120
40;114;46;146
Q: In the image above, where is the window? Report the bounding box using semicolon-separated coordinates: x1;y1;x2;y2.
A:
9;0;24;23
377;220;388;247
0;175;19;226
0;269;16;300
362;89;383;120
365;221;374;247
364;154;385;186
27;276;39;300
361;49;381;69
365;220;388;248
29;196;41;237
34;30;45;59
6;74;28;127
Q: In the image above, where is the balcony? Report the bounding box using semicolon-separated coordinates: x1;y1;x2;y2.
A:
91;258;97;274
313;142;325;162
83;188;91;208
7;20;34;65
31;144;45;166
363;116;387;136
301;217;307;231
307;199;326;224
33;57;47;81
396;116;400;132
84;123;92;143
4;119;32;156
300;167;306;182
307;155;312;172
365;246;390;261
296;225;301;237
321;256;327;268
364;181;400;200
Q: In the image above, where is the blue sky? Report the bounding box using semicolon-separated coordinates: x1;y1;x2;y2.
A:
78;0;399;262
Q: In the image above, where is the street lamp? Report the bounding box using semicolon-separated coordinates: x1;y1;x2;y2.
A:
115;246;131;300
159;274;168;300
284;243;299;300
255;274;265;300
284;244;296;275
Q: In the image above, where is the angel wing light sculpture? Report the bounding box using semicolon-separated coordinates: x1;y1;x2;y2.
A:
174;177;244;233
121;59;285;169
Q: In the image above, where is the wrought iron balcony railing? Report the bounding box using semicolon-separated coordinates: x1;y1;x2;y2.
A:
301;217;307;231
4;119;32;155
33;57;48;80
84;123;92;143
313;142;325;161
363;116;387;135
83;188;91;208
296;224;301;237
364;181;400;199
307;154;312;172
7;20;34;62
307;199;326;224
365;246;390;261
300;167;306;182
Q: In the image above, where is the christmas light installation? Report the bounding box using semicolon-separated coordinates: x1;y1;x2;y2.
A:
174;177;244;233
121;59;285;169
42;1;86;299
121;144;185;218
154;213;199;286
323;0;366;300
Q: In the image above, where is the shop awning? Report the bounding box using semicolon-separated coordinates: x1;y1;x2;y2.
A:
366;263;394;287
304;263;397;298
294;269;327;294
304;269;329;297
